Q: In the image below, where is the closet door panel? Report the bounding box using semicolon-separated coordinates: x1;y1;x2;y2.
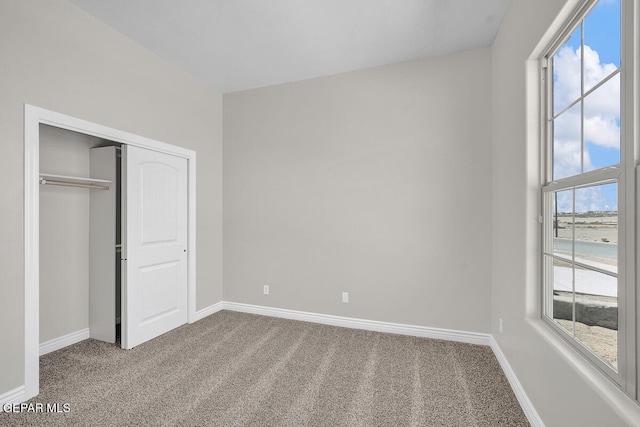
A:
138;260;179;324
122;145;188;349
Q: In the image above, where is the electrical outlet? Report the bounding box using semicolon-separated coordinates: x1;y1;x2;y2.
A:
342;292;349;303
263;284;269;295
499;318;503;334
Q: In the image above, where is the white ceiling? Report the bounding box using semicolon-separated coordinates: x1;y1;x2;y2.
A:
69;0;510;93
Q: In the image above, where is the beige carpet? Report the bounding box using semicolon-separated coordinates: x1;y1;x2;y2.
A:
0;311;528;426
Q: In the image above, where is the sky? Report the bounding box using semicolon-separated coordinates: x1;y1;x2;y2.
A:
552;0;620;213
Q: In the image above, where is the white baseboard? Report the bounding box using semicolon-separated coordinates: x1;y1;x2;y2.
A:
193;301;224;322
223;302;491;346
0;386;26;408
489;336;544;427
39;328;90;356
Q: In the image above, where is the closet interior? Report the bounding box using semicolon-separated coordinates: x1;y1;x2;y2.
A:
39;124;122;348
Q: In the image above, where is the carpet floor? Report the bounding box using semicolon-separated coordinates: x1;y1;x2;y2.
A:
0;311;529;426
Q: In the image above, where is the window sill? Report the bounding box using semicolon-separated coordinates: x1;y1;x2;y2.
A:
528;317;640;423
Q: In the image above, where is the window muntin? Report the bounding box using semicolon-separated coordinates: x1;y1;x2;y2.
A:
543;0;625;382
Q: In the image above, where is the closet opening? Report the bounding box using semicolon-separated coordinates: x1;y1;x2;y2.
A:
39;124;123;351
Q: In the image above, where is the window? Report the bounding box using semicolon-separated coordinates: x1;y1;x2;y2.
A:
541;0;635;393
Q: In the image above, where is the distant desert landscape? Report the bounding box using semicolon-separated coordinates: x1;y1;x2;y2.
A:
552;211;618;369
555;212;618;243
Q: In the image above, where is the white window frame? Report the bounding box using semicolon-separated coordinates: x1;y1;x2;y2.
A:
540;0;637;399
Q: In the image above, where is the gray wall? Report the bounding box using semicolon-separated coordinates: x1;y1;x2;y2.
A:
0;0;223;395
223;48;493;332
39;125;105;343
492;0;640;425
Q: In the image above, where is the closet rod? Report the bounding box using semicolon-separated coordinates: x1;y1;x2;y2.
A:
39;178;110;190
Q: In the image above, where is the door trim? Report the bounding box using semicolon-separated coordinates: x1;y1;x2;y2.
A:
23;104;197;400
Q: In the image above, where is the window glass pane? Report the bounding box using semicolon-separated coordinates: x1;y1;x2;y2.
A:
583;74;620;170
551;256;574;336
574;183;618;274
574;266;618;370
553;103;582;179
584;0;621;93
552;189;574;259
553;25;582;115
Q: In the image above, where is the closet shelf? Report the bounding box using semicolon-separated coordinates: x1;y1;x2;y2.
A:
40;173;112;190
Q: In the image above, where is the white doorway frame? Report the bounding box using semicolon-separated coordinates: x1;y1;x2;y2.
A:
23;104;197;400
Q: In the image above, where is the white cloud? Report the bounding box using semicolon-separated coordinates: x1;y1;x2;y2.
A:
552;43;620;212
552;44;620;180
555;184;617;213
552;104;592;179
575;185;610;212
583;45;619;93
553;46;581;113
553;138;583;180
583;114;620;148
554;45;619;113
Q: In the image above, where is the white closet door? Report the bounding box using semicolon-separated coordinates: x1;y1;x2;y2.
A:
122;145;188;349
